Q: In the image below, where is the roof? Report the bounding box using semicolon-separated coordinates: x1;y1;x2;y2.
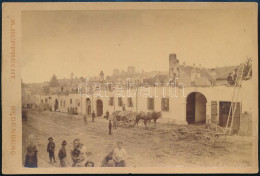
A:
214;66;238;79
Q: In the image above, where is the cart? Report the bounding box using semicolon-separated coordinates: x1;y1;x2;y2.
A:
170;124;227;145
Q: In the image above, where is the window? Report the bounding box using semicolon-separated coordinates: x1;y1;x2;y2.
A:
64;101;66;107
219;101;232;116
109;97;114;106
127;98;133;107
41;99;43;103
45;98;48;103
147;98;154;110
60;100;63;107
161;98;169;111
118;97;123;106
70;99;72;104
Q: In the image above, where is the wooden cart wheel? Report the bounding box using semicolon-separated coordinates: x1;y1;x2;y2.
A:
170;130;179;141
203;129;216;145
178;126;189;139
215;133;227;143
214;126;227;143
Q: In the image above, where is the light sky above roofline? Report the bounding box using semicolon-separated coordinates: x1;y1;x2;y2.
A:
21;9;255;83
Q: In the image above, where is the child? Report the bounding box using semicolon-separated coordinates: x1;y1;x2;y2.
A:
58;140;67;167
71;139;85;167
113;141;126;167
47;137;56;163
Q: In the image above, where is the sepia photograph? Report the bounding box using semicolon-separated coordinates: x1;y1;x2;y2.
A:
2;2;258;174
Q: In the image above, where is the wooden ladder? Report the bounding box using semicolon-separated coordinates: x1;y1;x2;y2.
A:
225;63;245;135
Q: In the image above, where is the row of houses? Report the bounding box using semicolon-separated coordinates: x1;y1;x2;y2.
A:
36;78;253;134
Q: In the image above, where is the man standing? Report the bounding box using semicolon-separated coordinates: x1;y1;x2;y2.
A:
58;140;67;167
109;120;112;135
113;141;126;167
47;137;56;163
92;111;96;122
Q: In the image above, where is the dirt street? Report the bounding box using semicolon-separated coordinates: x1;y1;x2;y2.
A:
22;109;253;167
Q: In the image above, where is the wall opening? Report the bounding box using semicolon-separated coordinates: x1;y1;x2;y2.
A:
96;99;103;116
219;101;240;133
186;92;207;124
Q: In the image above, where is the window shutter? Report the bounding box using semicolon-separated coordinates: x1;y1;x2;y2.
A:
211;101;218;124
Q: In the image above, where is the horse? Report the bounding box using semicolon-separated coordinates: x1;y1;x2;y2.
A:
149;111;162;127
135;111;162;127
135;111;146;127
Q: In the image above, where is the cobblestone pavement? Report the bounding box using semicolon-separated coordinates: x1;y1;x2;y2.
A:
22;109;253;168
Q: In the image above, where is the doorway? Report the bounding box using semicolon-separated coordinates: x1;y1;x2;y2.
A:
96;99;103;116
186;92;207;124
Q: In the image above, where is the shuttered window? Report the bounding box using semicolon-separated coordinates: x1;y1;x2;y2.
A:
127;98;133;107
161;98;169;111
147;98;154;110
118;97;123;106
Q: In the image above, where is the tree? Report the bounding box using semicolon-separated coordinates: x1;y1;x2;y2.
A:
49;75;59;87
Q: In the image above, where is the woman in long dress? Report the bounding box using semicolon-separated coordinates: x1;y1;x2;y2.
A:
24;134;38;168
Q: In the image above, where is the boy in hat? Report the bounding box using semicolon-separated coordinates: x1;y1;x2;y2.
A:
47;137;56;163
58;140;67;167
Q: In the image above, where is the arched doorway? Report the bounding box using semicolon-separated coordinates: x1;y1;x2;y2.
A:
186;92;207;124
96;99;103;116
86;98;91;116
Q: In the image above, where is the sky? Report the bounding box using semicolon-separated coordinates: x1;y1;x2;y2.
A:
21;9;255;83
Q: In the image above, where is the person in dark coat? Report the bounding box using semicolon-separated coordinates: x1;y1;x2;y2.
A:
24;135;38;168
47;137;56;163
109;120;112;135
101;150;115;167
92;111;96;122
70;139;86;167
58;140;67;167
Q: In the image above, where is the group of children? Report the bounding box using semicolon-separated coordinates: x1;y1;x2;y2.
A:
43;137;127;167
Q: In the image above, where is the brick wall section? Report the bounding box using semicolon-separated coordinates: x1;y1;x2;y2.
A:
238;112;252;136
